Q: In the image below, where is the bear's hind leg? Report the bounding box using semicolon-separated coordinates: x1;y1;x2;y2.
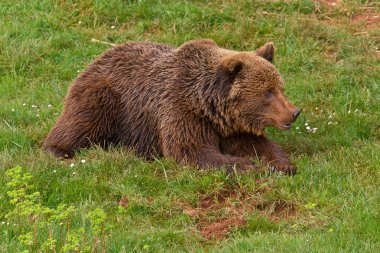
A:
43;80;120;158
43;115;94;158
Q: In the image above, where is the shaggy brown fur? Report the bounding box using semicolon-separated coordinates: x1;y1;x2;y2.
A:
43;39;301;175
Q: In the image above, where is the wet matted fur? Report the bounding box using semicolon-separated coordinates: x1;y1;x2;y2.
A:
43;39;301;175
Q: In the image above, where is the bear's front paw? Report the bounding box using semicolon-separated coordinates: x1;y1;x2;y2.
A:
226;159;257;174
270;164;297;175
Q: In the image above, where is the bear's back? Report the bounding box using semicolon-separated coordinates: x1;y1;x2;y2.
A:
88;42;175;87
102;42;176;157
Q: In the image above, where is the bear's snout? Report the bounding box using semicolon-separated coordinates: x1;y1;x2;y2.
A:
280;105;301;129
292;108;301;121
268;92;301;130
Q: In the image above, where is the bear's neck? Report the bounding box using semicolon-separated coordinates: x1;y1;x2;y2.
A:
172;48;264;137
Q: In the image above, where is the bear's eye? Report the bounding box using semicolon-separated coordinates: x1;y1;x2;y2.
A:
265;90;273;97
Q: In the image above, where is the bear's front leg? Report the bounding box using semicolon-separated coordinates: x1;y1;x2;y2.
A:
160;121;256;172
220;134;296;175
190;146;257;172
167;144;256;172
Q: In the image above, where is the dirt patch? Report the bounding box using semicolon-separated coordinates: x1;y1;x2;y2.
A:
180;187;251;240
181;187;250;218
324;50;338;61
183;205;198;217
200;216;246;240
315;2;379;36
180;185;300;240
118;196;129;209
352;10;380;29
199;188;242;210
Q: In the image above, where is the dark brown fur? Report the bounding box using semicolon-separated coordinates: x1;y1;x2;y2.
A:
43;39;300;174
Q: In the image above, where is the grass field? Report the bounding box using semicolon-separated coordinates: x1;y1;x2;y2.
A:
1;0;379;252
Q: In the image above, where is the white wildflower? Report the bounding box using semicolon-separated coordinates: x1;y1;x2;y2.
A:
348;110;351;114
111;25;115;29
305;123;309;126
70;163;74;167
81;159;86;164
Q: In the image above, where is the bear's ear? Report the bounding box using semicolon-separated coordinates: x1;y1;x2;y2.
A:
218;57;243;80
215;58;243;97
255;42;275;63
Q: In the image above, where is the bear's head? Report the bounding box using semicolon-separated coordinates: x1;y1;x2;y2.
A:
215;42;301;135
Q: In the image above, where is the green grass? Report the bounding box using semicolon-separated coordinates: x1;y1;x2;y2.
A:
1;0;379;252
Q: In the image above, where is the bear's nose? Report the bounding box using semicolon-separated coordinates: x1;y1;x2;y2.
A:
292;108;301;121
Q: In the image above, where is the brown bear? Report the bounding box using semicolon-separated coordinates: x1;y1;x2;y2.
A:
43;39;301;175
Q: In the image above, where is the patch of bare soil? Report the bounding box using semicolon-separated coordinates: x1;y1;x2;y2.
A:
181;188;249;219
118;196;129;208
199;188;243;210
324;50;338;62
200;216;246;240
316;2;379;35
181;185;300;241
352;10;380;29
195;188;250;240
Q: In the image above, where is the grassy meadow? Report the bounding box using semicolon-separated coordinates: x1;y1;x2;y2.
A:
1;0;379;252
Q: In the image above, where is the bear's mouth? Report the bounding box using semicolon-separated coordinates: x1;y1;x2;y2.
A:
278;123;292;130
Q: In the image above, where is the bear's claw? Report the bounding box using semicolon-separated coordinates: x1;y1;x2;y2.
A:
270;164;297;176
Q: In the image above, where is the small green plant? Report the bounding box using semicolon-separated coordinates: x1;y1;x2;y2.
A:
6;166;52;251
87;208;108;253
62;228;90;253
304;202;317;210
4;166;109;252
